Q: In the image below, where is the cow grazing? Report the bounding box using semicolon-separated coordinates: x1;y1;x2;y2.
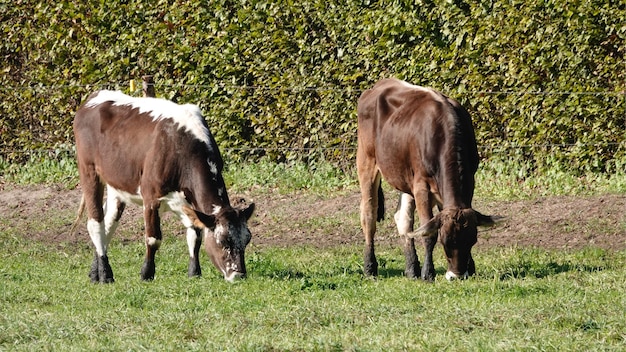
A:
73;90;254;283
357;78;499;281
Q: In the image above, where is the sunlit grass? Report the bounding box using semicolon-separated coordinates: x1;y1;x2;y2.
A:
1;235;625;351
475;156;626;200
1;154;624;199
2;155;626;350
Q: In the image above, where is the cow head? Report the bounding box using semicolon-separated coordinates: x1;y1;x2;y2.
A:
183;202;255;282
412;208;499;281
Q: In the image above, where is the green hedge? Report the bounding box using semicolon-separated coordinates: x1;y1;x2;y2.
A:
1;0;624;171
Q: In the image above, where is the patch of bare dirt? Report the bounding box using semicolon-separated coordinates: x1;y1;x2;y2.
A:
1;185;624;251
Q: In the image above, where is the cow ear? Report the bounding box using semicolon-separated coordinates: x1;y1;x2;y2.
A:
475;211;505;227
408;214;440;238
182;206;216;230
239;202;255;221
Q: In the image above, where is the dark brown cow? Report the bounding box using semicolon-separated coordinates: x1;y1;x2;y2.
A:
357;78;499;281
73;90;254;283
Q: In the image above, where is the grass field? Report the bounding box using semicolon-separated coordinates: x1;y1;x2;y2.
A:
1;238;625;351
1;157;625;351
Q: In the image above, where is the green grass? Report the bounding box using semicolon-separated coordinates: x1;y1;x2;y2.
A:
1;155;625;350
1;236;625;351
476;156;626;200
225;156;626;199
2;154;625;198
0;154;78;187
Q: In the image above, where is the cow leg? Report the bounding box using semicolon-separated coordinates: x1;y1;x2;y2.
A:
414;189;436;281
421;233;438;281
79;168;115;284
357;158;381;277
467;252;476;276
186;227;202;277
103;186;126;251
86;186;128;283
87;219;115;283
140;199;162;281
394;193;420;279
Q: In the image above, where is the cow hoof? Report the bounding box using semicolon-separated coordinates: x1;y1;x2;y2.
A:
89;254;100;282
421;265;436;282
364;264;378;277
140;261;156;281
188;258;201;278
89;254;115;283
467;259;476;277
421;275;435;282
405;262;421;279
188;271;201;278
405;270;420;280
89;270;99;283
363;253;378;277
140;272;155;281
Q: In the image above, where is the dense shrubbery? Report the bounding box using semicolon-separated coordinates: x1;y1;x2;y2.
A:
1;0;624;171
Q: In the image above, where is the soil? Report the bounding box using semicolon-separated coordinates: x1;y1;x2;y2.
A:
1;184;624;251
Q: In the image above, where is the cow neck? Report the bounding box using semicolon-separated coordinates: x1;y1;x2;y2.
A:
195;185;231;215
437;123;471;210
182;164;231;216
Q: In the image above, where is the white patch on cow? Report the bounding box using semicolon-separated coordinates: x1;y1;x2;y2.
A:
398;80;444;102
186;228;199;258
398;80;431;93
445;270;469;281
87;219;106;256
106;187;199;234
394;193;415;235
86;90;213;148
217;187;225;198
146;237;161;248
213;223;226;245
158;191;197;229
207;160;218;176
159;191;188;212
226;261;238;273
224;270;244;283
212;205;222;215
107;185;143;206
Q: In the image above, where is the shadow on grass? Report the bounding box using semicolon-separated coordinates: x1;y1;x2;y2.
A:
497;261;606;280
255;263;447;283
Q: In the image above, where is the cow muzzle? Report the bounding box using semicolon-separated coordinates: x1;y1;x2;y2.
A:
445;270;469;281
221;257;246;283
224;270;246;283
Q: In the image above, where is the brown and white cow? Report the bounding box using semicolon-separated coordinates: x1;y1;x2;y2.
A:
357;78;499;281
73;90;254;283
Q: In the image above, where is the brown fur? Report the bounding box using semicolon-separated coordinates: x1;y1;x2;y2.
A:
357;78;498;281
73;91;254;283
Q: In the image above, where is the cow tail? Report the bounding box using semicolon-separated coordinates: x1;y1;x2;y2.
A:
376;182;385;222
69;195;85;236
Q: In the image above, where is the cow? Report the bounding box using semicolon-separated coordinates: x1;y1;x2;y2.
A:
73;90;255;283
356;78;500;281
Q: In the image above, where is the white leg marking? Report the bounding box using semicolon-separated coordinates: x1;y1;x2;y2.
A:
394;193;415;235
87;219;106;256
104;186;123;251
186;227;198;258
146;237;161;248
